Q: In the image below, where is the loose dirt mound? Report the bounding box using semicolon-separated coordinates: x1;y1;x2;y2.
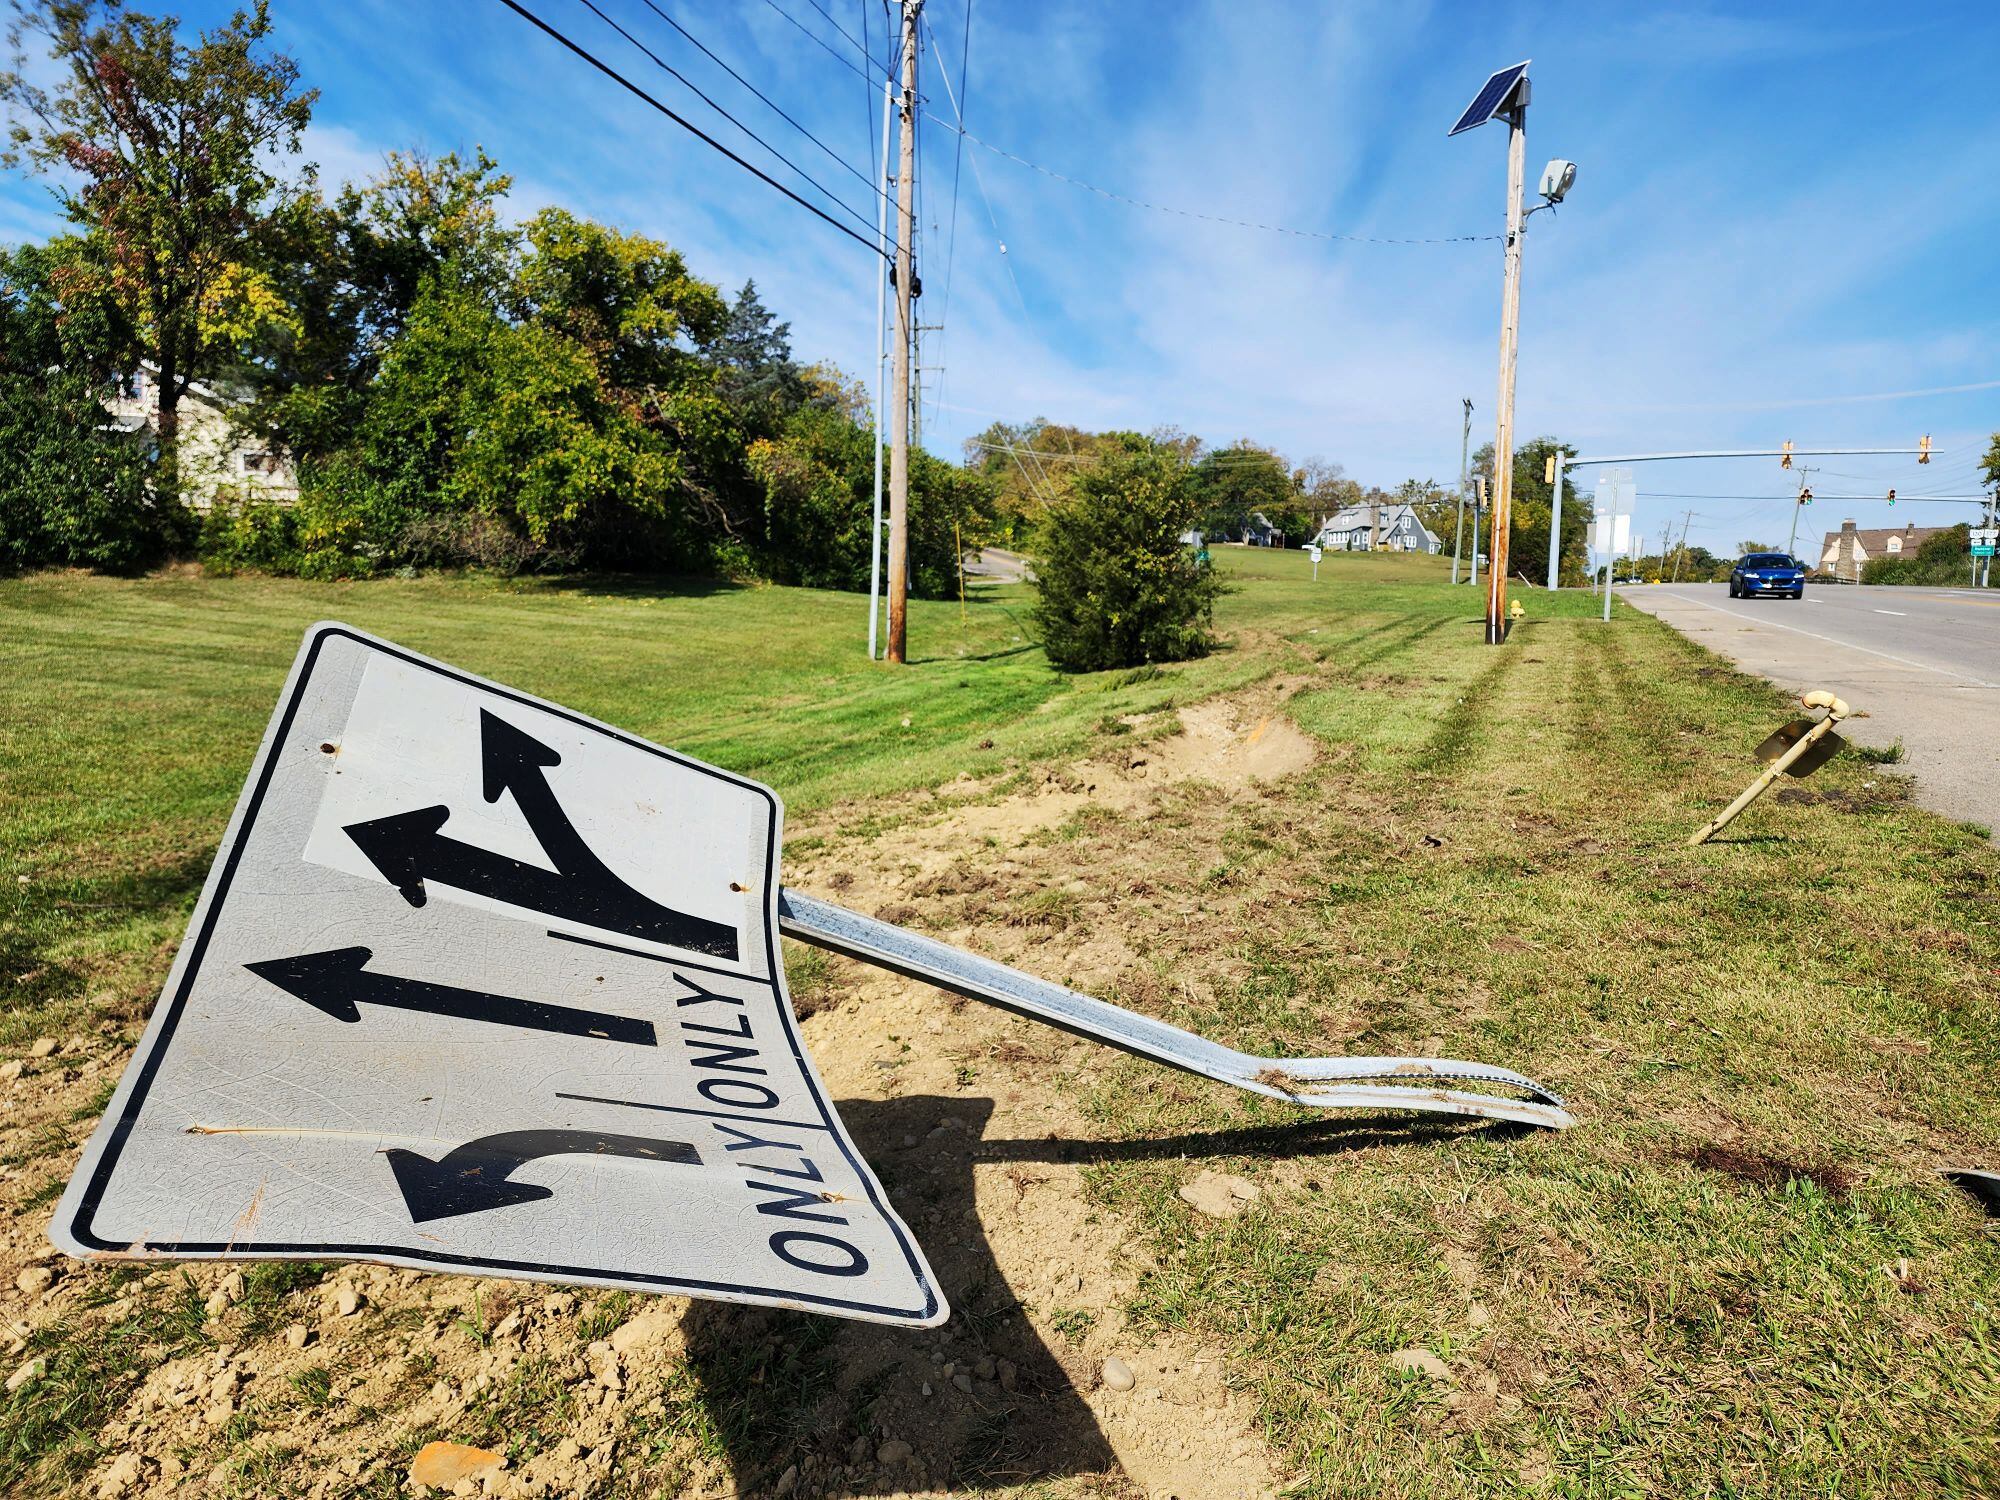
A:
2;688;1318;1498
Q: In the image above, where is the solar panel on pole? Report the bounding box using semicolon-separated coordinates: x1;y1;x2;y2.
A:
1447;61;1530;137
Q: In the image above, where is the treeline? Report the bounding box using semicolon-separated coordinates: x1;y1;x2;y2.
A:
0;2;985;586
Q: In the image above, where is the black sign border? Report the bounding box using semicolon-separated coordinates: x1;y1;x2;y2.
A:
62;624;942;1325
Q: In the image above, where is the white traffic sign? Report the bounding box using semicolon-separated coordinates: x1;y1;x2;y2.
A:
54;623;944;1327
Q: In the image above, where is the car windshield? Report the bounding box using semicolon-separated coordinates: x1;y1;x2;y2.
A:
1741;554;1796;568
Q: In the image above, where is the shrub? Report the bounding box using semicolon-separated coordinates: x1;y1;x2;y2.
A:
0;371;187;574
1031;443;1224;672
1861;524;1970;586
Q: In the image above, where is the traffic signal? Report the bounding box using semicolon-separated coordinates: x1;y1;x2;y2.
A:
1887;489;1896;506
1781;441;1794;469
1544;454;1557;483
1799;487;1813;505
1918;435;1932;465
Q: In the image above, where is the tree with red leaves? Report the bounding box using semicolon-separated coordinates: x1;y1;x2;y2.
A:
1;1;315;497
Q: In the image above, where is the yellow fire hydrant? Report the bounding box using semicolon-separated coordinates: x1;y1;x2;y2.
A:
1688;690;1852;845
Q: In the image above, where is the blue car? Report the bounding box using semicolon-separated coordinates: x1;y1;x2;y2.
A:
1729;551;1806;599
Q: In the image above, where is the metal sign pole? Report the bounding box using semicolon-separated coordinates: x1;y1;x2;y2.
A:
777;890;1573;1130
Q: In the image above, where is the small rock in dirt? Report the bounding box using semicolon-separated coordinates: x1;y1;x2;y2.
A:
203;1290;231;1320
94;1450;150;1498
951;1372;973;1393
6;1358;44;1392
997;1358;1018;1392
1177;1170;1260;1219
876;1440;913;1465
15;1266;54;1296
974;1356;995;1381
553;1439;582;1463
29;1038;56;1058
335;1285;362;1316
408;1441;505;1491
284;1324;311;1350
217;1270;244;1302
920;1382;932;1397
1388;1349;1452;1382
774;1465;798;1496
1101;1357;1136;1392
0;1060;22;1082
1467;1301;1492;1328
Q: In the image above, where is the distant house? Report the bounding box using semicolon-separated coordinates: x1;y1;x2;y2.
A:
1312;503;1441;554
103;362;296;511
1238;511;1284;547
1818;519;1947;581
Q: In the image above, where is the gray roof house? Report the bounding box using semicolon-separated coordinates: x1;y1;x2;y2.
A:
1312;504;1441;554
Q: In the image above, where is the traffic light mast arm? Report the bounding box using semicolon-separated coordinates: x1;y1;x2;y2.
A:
1554;445;1931;471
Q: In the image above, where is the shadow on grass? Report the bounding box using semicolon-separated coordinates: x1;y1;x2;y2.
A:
680;1096;1116;1498
980;1111;1492;1166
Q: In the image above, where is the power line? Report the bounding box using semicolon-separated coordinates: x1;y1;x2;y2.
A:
926;6;969;434
577;0;879;235
632;0;883;204
922;16;1028;325
800;0;870;60
760;0;886;84
924;113;1504;246
494;0;887;259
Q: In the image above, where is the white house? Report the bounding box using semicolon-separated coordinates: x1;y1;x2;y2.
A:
103;362;296;511
1312;503;1441;554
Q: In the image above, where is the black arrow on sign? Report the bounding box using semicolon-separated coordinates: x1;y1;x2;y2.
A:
342;709;739;960
243;946;657;1046
384;1130;701;1222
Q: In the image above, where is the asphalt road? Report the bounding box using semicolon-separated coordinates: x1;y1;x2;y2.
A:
1619;582;2000;833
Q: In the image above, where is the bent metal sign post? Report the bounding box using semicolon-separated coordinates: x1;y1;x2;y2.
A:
52;624;944;1327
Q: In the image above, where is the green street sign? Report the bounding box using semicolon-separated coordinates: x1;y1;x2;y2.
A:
1973;545;1996;558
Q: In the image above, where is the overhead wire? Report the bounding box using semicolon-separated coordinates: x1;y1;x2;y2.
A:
494;0;888;259
923;2;970;436
760;0;887;85
631;0;885;204
575;0;880;235
922;112;1504;246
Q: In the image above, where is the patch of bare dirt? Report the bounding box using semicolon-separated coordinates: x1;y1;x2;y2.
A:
1684;1143;1854;1198
0;688;1324;1499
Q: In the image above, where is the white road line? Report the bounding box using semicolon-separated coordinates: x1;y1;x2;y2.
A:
1643;590;1999;689
1874;609;1908;616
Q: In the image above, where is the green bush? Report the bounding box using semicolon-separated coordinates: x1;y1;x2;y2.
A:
1861;524;1970;586
1031;442;1224;672
0;371;187;574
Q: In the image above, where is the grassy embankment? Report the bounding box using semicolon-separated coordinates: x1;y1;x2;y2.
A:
3;550;1998;1497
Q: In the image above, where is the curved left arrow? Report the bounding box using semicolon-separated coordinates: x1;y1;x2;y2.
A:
385;1130;701;1222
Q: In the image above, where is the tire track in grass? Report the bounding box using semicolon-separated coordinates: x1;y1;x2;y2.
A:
1409;644;1519;777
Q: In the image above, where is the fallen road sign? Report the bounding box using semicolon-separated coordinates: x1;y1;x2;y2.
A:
53;623;945;1326
55;622;1577;1327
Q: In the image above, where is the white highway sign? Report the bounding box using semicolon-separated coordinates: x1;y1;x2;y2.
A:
53;623;945;1327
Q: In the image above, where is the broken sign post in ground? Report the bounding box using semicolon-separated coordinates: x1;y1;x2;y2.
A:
1688;690;1852;845
53;623;1571;1330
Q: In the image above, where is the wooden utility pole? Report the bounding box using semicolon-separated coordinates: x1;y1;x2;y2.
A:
885;0;921;664
1486;85;1528;644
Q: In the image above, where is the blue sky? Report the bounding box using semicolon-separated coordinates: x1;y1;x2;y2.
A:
5;0;1997;559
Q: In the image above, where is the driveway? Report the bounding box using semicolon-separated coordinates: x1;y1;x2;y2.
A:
1619;582;2000;833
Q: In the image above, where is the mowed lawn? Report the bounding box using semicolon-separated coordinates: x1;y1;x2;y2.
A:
3;553;1999;1497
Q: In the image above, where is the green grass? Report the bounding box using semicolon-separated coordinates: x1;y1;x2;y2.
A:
4;550;1996;1497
